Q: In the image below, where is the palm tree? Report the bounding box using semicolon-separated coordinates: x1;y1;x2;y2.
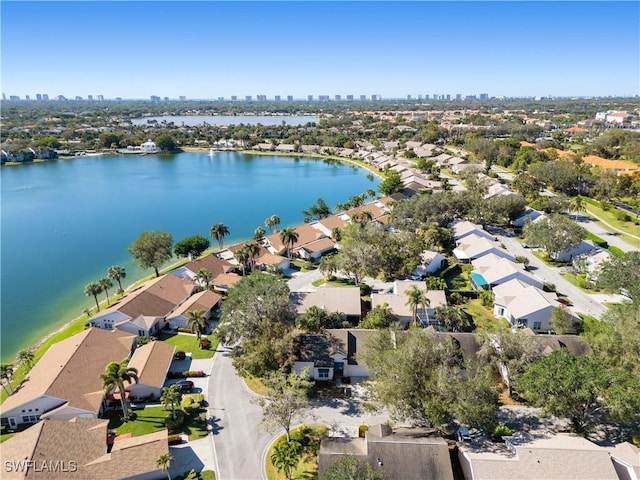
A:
99;277;113;305
235;247;250;276
366;188;377;200
245;240;261;272
156;452;174;480
210;223;230;250
108;265;126;293
1;363;15;395
84;281;103;312
160;384;182;422
570;195;586;220
100;359;139;421
265;214;281;234
186;309;207;341
254;226;266;244
279;227;299;259
270;440;302;480
194;268;211;290
17;349;35;371
319;255;341;279
405;285;430;327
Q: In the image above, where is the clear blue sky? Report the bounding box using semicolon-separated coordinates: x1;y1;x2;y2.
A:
2;1;638;99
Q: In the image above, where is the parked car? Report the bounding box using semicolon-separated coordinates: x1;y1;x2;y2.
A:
176;380;194;392
557;297;572;306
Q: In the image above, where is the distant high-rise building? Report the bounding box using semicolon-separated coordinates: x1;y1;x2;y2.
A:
36;93;43;101
25;95;30;101
2;93;5;101
96;95;103;101
179;96;186;101
425;94;430;100
456;93;462;100
346;95;354;101
287;95;293;101
360;95;367;101
407;95;412;100
446;94;451;100
256;94;267;101
479;93;489;100
335;95;341;101
371;94;381;101
164;97;169;101
57;95;67;101
245;95;252;102
150;95;160;101
231;96;238;101
319;95;329;101
43;94;49;101
418;95;423;100
465;95;477;101
9;95;20;100
274;95;281;102
115;97;122;101
75;96;82;101
307;95;313;101
87;95;93;101
217;97;225;101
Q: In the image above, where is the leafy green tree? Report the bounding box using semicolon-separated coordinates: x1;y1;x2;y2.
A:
243;240;261;272
99;277;113;305
550;306;575;334
210;223;230;250
435;306;470;332
85;281;103;311
378;169;404;196
523;214;586;259
424;276;447;290
100;359;139;420
597;251;640;300
194;268;211;289
186;309;207;341
279;227;299;259
128;230;173;277
516;349;640;432
321;453;384;480
156;452;174;480
297;306;342;333
265;214;281;233
270;440;303;480
107;265;126;293
569;195;586;220
302;197;332;222
1;363;15;395
174;235;210;258
161;384;182;421
256;370;313;442
359;304;398;329
254;226;266;244
155;133;177;151
17;349;35;371
529;160;581;195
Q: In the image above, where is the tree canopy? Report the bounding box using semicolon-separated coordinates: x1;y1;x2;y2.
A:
174;235;211;258
523;214;586;259
596;251;640;299
128;230;173;277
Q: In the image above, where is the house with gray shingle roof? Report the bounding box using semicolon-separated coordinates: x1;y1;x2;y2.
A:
492;279;559;331
125;340;175;400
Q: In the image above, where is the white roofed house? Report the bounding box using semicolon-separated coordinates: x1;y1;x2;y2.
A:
552;240;596;263
290;286;362;323
572;248;613;282
451;220;496;244
413;250;447;277
140;139;159;153
470;256;543;290
492;279;558;331
453;234;514;263
511;208;545;229
371;281;447;328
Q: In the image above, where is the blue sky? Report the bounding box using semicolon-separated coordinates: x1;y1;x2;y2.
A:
2;1;638;99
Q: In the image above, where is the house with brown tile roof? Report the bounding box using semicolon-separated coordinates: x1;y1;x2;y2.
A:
291;286;362;322
1;328;136;429
312;215;349;234
166;289;223;330
294;237;336;261
170;253;241;291
86;274;195;336
264;223;330;256
319;424;454;480
125;341;175;400
0;417;167;479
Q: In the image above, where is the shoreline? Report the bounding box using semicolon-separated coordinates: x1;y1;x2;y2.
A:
1;150;382;374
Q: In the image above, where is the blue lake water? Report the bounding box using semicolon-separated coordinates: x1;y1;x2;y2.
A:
0;152;377;361
130;115;318;126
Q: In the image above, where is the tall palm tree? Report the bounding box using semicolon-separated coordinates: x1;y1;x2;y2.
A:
1;363;15;395
245;240;261;272
185;309;207;341
254;226;266;244
17;349;35;371
85;281;103;312
265;214;281;233
279;227;299;259
194;268;211;290
270;441;302;480
108;265;126;293
100;359;139;421
235;247;250;276
156;452;174;480
366;188;377;200
405;285;430;327
570;195;586;220
99;277;113;305
210;223;230;250
160;384;182;422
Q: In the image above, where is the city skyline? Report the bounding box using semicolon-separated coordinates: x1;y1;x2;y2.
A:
1;1;638;99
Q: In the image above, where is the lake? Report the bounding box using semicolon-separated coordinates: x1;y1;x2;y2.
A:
0;152;377;361
130;115;318;126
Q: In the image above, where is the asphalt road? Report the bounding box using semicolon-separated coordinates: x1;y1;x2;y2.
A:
575;214;639;253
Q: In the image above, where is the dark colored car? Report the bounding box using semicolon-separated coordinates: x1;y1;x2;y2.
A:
557;297;572;306
173;351;186;361
176;380;194;392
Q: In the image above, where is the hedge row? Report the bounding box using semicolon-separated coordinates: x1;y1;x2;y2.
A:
167;370;206;378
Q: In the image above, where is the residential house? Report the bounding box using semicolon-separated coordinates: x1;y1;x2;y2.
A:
458;432;620;480
166;289;222;330
518;329;592;356
492;279;558;331
606;442;640;480
311;215;349;235
552;240;596;263
483;182;514;200
453;234;513;263
1;417;168;480
125;341;175;401
470;256;542;290
0;328;136;429
371;281;447;328
170;253;241;292
87;274;195;336
511;208;545;229
275;143;295;152
572;248;613;282
264;223;331;260
413;250;447;277
291;286;362;322
451;221;496;244
291;329;376;380
140;139;159;154
319;424;454;480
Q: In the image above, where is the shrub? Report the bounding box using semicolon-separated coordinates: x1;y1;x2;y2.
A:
543;282;556;292
632;427;640;448
492;425;513;442
181;394;205;414
200;338;211;350
177;327;194;333
358;425;369;438
167;434;183;445
164;410;185;430
480;290;494;307
614;210;631;222
359;283;372;296
514;256;530;265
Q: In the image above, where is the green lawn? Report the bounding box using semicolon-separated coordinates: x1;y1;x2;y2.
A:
442;263;473;291
265;425;328;480
160;333;219;359
110;405;208;440
243;375;268;396
583;203;640;246
562;273;600;293
463;300;509;333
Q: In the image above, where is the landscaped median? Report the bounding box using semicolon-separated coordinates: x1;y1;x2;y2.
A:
265;424;328;480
